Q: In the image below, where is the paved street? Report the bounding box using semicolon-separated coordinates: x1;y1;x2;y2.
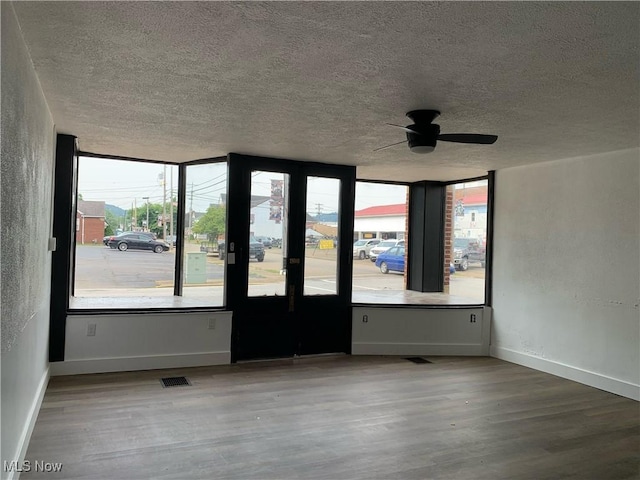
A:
74;244;485;302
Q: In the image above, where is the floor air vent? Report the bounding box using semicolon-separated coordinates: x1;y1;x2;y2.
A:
405;357;432;364
160;376;191;388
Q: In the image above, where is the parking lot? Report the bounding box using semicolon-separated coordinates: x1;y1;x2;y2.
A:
74;244;485;302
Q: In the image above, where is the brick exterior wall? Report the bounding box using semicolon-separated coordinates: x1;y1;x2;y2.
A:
76;215;104;244
443;186;454;293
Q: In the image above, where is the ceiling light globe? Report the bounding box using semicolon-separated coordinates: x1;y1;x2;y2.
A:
409;145;435;154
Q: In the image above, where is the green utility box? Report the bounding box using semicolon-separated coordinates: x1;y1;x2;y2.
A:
185;252;207;284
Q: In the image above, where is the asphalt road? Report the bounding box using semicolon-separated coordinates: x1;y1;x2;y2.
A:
74;245;485;301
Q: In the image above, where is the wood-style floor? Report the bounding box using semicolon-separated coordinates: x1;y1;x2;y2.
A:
24;356;639;479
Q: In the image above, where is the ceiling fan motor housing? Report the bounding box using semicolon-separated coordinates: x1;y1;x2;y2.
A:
407;124;440;153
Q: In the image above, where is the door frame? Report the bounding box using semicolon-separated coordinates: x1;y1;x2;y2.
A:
225;153;355;362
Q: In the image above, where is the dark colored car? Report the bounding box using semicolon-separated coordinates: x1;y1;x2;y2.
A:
249;237;265;262
103;231;156;246
453;237;486;271
375;244;406;274
107;233;169;253
255;236;272;248
216;238;265;262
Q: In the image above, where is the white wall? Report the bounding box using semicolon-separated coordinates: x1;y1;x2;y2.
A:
354;216;406;236
52;312;232;375
352;307;490;356
251;201;283;239
1;3;55;477
491;148;640;400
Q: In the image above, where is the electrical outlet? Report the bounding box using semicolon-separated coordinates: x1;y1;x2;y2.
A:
87;323;96;336
470;314;476;323
208;318;216;330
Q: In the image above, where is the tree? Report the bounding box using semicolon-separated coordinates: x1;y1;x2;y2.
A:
104;209;119;236
192;204;226;241
124;203;168;237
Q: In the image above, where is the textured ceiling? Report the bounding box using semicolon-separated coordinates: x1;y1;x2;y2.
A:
11;1;640;181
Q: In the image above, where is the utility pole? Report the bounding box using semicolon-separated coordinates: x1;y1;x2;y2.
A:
189;183;194;232
316;203;322;217
170;167;174;247
133;198;137;230
162;166;167;241
142;197;149;232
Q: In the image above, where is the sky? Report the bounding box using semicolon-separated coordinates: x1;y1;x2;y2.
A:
77;156;410;213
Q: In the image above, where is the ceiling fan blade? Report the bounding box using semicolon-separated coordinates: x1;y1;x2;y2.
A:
373;139;407;152
386;123;420;134
437;133;498;144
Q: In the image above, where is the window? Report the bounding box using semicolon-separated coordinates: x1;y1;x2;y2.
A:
304;176;340;296
351;177;489;305
181;162;228;305
72;156;227;308
74;157;178;299
247;171;289;297
352;182;408;296
446;179;488;303
69;153;488;308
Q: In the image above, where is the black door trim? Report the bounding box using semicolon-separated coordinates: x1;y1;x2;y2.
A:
226;153;355;361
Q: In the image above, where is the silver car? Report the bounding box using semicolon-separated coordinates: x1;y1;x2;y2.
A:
369;239;405;262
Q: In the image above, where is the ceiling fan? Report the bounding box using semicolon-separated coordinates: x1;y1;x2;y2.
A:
375;110;498;154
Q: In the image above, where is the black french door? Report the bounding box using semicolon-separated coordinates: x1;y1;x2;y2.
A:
226;154;355;361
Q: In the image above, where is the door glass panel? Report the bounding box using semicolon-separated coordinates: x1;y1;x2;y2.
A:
182;162;227;305
304;176;340;295
248;171;288;297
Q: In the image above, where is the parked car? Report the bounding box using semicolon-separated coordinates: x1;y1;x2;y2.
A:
103;231;156;246
248;237;265;262
369;239;405;262
255;236;272;248
107;233;169;253
453;237;486;271
375;244;406;274
352;239;380;260
216;238;265;262
166;235;177;247
200;241;224;257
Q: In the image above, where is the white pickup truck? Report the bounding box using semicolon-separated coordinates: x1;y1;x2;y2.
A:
352;239;380;260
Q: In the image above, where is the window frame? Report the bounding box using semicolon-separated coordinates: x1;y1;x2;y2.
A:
67;149;230;309
50;134;493;364
352;174;493;308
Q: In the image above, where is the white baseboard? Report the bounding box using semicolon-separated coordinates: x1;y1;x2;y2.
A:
50;352;230;376
490;346;639;401
6;367;50;480
352;342;485;356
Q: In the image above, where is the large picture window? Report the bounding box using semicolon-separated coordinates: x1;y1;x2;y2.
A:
351;178;489;305
351;182;409;299
68;154;488;309
71;156;227;308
